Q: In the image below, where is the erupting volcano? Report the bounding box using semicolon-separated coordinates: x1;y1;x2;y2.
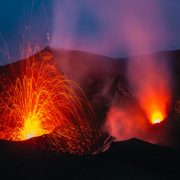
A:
0;49;103;154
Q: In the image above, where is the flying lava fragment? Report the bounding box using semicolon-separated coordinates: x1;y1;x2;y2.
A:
0;49;104;154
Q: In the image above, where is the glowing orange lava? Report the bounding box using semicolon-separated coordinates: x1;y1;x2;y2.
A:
20;113;48;140
142;90;169;125
0;49;103;154
151;111;164;124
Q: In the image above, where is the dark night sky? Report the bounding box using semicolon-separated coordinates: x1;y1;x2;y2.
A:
0;0;180;64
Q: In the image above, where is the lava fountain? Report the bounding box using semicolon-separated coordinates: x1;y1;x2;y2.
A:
0;49;103;154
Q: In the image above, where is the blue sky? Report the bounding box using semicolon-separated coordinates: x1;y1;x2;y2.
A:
0;0;52;63
0;0;180;64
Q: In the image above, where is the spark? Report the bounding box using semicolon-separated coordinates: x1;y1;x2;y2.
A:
0;49;103;154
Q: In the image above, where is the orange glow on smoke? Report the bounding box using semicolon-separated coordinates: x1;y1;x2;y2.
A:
0;49;102;154
142;90;169;125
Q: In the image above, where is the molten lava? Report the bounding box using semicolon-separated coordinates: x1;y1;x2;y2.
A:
0;49;103;154
20;113;48;140
151;111;164;124
142;90;169;125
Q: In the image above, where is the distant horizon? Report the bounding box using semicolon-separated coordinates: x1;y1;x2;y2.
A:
1;46;180;66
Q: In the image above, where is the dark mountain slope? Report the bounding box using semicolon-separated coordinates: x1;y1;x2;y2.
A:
0;49;180;179
0;138;179;179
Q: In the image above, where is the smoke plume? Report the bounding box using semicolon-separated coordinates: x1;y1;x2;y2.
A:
51;0;172;144
105;1;172;143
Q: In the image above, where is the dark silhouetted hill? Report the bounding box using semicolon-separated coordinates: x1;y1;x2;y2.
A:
0;48;180;179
